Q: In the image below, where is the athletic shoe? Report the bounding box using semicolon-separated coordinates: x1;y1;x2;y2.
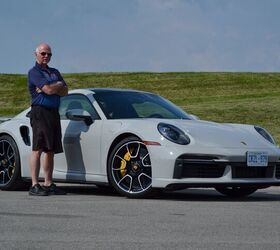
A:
43;183;66;195
29;184;49;196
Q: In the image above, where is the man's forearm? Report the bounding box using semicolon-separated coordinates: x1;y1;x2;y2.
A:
57;85;68;96
41;81;65;95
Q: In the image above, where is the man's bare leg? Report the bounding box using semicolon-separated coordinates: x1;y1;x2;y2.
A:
30;150;42;186
43;152;54;187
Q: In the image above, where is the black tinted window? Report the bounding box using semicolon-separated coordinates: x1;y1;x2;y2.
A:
94;91;190;120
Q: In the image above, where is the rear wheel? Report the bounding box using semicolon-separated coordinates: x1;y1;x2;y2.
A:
108;136;153;198
0;135;22;190
215;187;258;197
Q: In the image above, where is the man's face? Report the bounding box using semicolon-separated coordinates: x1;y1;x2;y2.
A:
35;45;52;66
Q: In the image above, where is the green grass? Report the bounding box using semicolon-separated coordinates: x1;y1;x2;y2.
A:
1;72;280;143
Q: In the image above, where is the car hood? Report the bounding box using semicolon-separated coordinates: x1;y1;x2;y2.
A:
170;119;271;149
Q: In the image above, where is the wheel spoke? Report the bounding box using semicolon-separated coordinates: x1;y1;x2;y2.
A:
118;174;132;192
138;173;152;190
6;165;14;180
7;144;15;160
113;155;126;171
0;141;4;156
0;170;5;184
115;154;125;162
0;141;5;156
142;153;151;167
0;168;12;184
126;142;140;159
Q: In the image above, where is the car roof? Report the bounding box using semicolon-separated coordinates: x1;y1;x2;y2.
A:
69;88;151;95
88;88;150;94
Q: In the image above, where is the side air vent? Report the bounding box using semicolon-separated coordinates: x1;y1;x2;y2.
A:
20;126;31;146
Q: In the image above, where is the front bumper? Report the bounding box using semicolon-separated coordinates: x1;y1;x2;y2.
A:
173;154;280;179
148;145;280;188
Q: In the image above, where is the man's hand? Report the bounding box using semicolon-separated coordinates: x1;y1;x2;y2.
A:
57;85;68;96
36;87;42;93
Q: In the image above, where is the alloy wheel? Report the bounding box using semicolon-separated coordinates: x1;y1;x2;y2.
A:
109;138;152;197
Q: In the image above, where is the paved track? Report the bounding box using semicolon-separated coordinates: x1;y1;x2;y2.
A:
0;186;279;250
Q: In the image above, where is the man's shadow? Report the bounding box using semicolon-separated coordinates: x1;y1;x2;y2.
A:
63;120;89;182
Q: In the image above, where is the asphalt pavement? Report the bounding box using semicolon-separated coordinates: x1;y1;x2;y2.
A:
0;185;279;250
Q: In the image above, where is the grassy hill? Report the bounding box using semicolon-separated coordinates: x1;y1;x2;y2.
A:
1;72;280;143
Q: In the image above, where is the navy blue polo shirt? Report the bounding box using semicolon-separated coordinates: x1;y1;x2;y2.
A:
28;62;66;108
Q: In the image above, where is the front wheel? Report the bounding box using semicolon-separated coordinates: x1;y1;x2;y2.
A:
108;136;153;198
215;187;258;198
0;135;22;190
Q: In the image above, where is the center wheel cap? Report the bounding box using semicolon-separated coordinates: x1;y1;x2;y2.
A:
131;163;140;172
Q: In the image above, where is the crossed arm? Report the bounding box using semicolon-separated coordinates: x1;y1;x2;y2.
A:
37;81;68;96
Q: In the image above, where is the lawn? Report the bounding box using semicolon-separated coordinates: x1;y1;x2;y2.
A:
1;72;280;143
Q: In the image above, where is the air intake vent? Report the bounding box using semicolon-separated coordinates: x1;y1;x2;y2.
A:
174;154;225;179
276;164;280;179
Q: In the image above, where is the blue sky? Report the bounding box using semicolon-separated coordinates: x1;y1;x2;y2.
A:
1;0;280;73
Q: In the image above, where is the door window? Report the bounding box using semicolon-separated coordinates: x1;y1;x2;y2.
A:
59;94;100;120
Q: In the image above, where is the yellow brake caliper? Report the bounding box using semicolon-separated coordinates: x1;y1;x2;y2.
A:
120;150;132;176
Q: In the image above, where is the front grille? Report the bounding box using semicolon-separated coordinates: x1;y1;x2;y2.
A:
180;164;226;178
276;164;280;179
231;165;274;178
174;154;226;178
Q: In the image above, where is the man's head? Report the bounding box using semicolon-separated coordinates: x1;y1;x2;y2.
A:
35;43;52;66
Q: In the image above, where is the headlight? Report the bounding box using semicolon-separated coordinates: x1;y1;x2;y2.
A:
158;123;190;145
254;126;276;145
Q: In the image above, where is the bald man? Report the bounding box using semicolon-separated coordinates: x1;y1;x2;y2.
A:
28;43;68;196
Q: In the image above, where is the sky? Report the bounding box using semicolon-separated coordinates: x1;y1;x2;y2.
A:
1;0;280;74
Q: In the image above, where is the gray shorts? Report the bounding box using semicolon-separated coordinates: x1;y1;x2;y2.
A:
30;106;63;154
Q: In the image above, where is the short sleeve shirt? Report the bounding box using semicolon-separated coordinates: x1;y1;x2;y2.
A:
28;62;66;108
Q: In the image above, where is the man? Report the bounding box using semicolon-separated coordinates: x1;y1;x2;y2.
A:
28;43;68;196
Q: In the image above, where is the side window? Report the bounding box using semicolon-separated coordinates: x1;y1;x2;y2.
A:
59;94;100;120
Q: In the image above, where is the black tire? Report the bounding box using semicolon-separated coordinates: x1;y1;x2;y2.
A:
215;187;258;198
0;135;22;190
107;136;153;198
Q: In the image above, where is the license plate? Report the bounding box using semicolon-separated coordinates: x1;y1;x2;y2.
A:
247;151;268;167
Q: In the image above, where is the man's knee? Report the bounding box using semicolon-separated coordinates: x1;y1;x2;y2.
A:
32;150;42;159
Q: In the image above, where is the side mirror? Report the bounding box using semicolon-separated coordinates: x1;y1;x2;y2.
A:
66;109;93;126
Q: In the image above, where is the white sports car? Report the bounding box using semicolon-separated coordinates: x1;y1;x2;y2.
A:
0;88;280;198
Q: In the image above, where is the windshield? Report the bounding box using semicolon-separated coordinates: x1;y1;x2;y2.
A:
93;91;191;120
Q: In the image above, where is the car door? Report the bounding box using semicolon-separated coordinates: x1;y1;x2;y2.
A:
54;94;102;181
